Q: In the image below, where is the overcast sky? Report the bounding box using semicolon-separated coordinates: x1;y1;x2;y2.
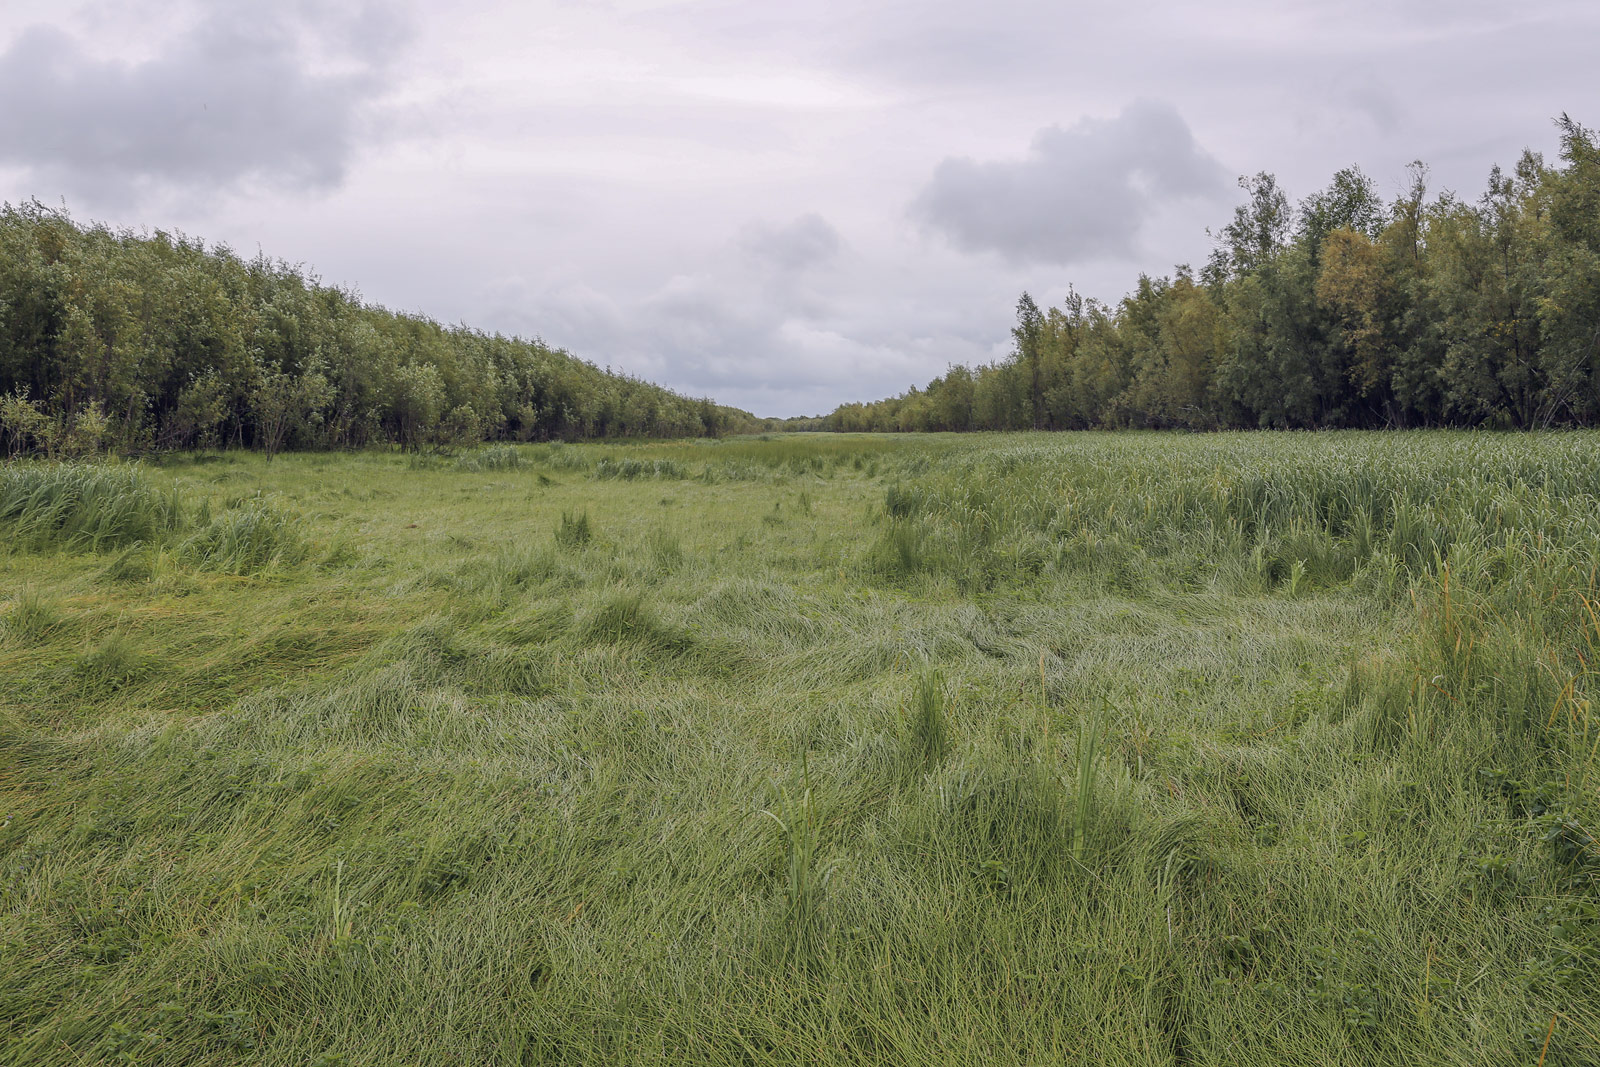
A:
2;1;1594;416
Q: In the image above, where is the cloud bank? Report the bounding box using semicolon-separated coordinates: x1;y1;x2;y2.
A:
912;101;1229;266
0;5;405;204
740;213;842;273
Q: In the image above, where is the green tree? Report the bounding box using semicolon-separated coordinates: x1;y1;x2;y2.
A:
251;359;333;459
390;361;446;450
1012;292;1045;429
1534;115;1600;424
1207;172;1292;282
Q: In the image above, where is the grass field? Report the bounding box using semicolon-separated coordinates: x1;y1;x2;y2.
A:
3;432;1599;1066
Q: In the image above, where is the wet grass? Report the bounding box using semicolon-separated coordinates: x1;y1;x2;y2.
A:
2;432;1598;1065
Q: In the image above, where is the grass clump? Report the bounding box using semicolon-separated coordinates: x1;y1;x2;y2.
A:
2;586;61;641
98;542;160;583
454;444;522;472
554;509;593;549
762;761;833;963
647;526;684;571
0;462;180;551
579;592;690;653
74;630;146;691
904;668;951;775
593;456;685;480
177;500;307;575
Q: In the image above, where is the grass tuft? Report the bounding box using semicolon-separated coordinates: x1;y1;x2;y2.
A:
554;509;593;549
177;500;307;574
454;444;522;472
2;586;61;641
580;592;690;653
905;668;951;776
74;630;146;691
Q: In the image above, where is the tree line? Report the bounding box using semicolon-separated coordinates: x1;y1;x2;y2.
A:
796;116;1600;433
0;203;759;457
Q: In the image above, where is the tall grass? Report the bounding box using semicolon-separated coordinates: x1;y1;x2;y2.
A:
1;586;61;642
1072;706;1103;865
0;462;308;578
762;757;831;962
592;456;686;480
454;443;523;472
177;500;307;574
905;668;951;775
3;433;1599;1065
554;509;593;549
0;462;180;550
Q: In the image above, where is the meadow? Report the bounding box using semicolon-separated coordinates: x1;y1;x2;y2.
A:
2;431;1598;1066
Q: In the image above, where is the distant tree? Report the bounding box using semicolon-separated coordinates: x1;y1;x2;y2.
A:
1316;229;1389;398
1535;115;1600;424
1012;292;1046;429
162;368;230;449
1299;166;1386;263
934;364;975;431
0;389;55;457
0;203;759;454
1207;172;1292;282
811;117;1600;435
389;361;446;450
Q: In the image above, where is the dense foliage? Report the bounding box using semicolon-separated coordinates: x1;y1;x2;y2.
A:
807;117;1600;432
0;204;758;456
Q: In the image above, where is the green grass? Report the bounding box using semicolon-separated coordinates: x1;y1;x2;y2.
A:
2;432;1598;1065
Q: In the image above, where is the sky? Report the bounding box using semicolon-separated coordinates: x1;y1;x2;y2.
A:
1;1;1595;417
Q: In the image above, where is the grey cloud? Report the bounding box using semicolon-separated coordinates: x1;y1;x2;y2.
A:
650;1;1588;94
633;1;1118;91
488;259;984;418
0;4;407;203
1346;84;1404;135
829;7;1062;88
739;213;842;272
912;101;1229;266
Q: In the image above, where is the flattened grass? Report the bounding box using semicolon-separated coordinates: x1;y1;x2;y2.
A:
2;432;1598;1065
